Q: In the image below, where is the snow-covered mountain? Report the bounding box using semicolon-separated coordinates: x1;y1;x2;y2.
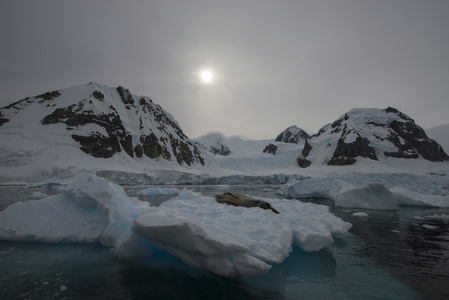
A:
194;132;232;156
0;83;204;181
297;107;449;168
193;132;306;175
275;125;309;144
426;124;449;155
194;132;270;156
1;83;448;184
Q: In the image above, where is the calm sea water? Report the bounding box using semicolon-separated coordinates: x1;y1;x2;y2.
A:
1;184;448;299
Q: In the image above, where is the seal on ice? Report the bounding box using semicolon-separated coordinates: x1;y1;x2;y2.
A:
215;193;280;214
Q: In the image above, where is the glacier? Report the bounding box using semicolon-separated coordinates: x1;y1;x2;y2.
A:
0;174;352;277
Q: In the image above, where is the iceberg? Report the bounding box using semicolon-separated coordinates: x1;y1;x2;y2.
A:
0;174;153;245
331;181;397;210
277;173;449;209
0;173;352;277
123;189;352;276
390;186;449;207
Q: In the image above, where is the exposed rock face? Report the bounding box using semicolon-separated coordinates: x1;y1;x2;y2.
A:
210;144;232;156
297;141;312;168
263;143;278;155
0;90;62;127
275;125;309;144
0;83;204;166
298;107;449;168
0;111;8;126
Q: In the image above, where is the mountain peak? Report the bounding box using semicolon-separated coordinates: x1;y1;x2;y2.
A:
298;107;448;167
275;125;309;144
0;83;204;166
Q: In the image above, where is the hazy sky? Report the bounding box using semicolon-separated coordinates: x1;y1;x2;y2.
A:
1;1;449;139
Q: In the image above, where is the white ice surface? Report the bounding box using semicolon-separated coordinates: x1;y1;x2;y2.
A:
390;186;449;207
126;188;351;276
332;182;397;210
277;173;449;209
0;174;153;245
0;174;351;277
352;212;369;217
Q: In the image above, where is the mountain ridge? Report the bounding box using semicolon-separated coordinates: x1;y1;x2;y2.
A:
1;83;448;183
297;107;448;168
0;82;204;168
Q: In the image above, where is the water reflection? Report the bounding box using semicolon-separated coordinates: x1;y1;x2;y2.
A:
335;207;449;300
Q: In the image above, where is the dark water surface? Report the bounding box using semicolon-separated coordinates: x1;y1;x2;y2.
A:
1;184;448;299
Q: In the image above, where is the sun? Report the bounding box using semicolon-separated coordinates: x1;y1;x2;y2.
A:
199;69;213;84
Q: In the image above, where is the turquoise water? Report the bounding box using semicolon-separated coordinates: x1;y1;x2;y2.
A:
1;185;448;299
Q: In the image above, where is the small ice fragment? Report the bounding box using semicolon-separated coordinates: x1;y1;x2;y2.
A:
421;224;438;230
352;212;369;217
18;270;31;276
60;285;67;291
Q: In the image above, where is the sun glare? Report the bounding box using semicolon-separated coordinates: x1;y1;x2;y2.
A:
200;70;213;84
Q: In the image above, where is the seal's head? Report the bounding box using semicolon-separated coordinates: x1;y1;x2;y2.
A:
258;201;280;214
258;202;271;210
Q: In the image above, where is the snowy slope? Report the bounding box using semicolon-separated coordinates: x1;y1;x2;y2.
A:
426;124;449;155
0;83;203;182
193;132;306;175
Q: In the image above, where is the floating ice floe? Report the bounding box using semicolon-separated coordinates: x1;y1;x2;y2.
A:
0;174;352;277
0;174;153;245
423;214;449;221
352;212;369;217
277;173;449;210
421;224;439;230
390;186;449;207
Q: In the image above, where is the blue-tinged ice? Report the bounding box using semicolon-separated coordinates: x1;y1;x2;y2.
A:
0;174;352;276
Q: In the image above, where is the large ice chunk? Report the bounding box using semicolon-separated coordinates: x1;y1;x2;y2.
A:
277;173;449;209
122;189;352;277
331;181;397;210
0;174;153;245
390;186;449;207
